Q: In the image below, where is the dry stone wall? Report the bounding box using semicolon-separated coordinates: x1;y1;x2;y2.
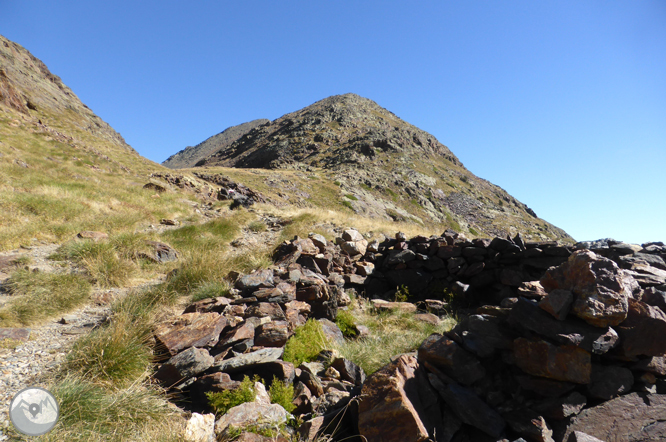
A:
153;229;666;441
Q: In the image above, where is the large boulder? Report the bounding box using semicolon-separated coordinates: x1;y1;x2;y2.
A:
555;393;666;441
617;300;666;357
358;355;430;442
154;346;214;386
154;312;229;356
540;250;637;327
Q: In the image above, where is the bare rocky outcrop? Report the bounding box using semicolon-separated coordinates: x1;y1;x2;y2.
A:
163;119;269;169
187;93;572;242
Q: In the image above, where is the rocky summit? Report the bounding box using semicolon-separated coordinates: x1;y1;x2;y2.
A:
182;93;572;242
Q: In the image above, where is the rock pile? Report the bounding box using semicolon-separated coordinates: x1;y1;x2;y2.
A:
152;229;666;441
357;246;666;442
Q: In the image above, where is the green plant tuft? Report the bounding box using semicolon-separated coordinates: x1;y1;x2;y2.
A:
268;376;295;413
283;319;331;366
207;375;257;415
335;310;359;339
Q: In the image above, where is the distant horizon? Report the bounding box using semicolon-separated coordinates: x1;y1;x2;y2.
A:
1;1;664;244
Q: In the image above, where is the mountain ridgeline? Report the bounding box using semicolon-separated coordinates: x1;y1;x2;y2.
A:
162;119;269;169
168;94;572;242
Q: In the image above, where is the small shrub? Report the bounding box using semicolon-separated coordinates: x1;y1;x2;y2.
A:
207;375;257;415
283;319;330;366
334;181;342;187
394;285;410;302
268;376;295;413
345;194;358;201
341;200;354;210
335;310;359;339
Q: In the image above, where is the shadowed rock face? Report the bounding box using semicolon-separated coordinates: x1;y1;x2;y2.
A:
162;119;269;169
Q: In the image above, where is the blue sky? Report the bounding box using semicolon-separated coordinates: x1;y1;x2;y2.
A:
1;1;665;244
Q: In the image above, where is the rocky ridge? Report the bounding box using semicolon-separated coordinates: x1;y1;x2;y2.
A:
151;229;666;441
162;119;270;169
186;93;572;242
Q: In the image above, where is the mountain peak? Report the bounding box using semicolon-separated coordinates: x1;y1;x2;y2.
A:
198;93;460;170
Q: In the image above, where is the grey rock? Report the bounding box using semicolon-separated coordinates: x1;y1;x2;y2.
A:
214;347;284;373
154;347;214;386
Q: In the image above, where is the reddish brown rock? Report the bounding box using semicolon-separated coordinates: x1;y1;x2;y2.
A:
254;321;290;347
513;338;591;384
540;250;634;327
183;296;231;314
538;289;573;320
358;355;430;442
556;393;666;442
190;372;241;407
417;333;485;385
586;364;634;400
245;302;286;321
618;300;666;357
517;281;548;299
216;321;255;349
154;312;229;356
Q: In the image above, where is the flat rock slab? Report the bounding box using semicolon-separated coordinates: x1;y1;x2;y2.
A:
417;333;485;385
154;346;214;386
556;393;666;441
214;347;284;373
513;338;591;384
428;373;505;438
0;328;30;342
509;298;618;355
215;401;289;436
155;312;229;356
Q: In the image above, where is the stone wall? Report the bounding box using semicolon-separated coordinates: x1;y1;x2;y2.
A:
153;229;666;441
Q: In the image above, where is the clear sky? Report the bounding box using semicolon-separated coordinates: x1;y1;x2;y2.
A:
1;1;665;244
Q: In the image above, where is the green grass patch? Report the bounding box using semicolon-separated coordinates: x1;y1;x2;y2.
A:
345;194;358;201
39;376;181;442
190;280;232;302
336;303;456;375
0;270;91;326
341;200;354;211
207;375;257;415
283;319;331;366
247;220;267;233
